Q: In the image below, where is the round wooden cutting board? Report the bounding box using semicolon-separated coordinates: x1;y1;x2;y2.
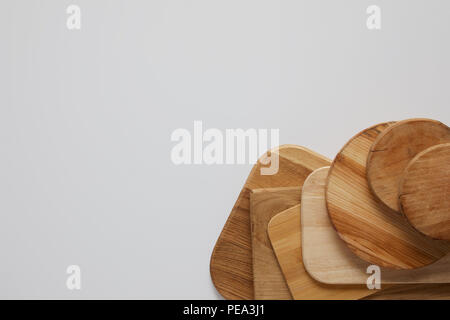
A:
367;119;450;212
399;143;450;240
326;122;450;269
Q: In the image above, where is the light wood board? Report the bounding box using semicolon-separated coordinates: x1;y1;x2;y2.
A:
367;118;450;212
303;166;450;284
268;203;378;299
399;143;450;240
210;145;331;299
326;122;450;269
250;187;302;300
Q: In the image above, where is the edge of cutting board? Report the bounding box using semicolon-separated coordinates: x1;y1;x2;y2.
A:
251;187;301;299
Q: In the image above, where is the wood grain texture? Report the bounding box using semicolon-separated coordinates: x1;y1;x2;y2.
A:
269;181;450;299
367;118;450;212
326;122;450;269
365;284;450;300
250;187;301;300
304;166;450;284
268;203;378;299
210;145;331;299
399;143;450;240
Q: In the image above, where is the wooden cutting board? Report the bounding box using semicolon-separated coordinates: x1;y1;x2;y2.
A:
367;118;450;212
211;142;450;299
250;187;301;300
399;143;450;240
268;185;450;300
210;145;331;300
268;202;378;299
303;166;450;285
326;122;450;269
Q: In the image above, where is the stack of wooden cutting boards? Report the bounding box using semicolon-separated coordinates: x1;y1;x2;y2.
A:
210;118;450;300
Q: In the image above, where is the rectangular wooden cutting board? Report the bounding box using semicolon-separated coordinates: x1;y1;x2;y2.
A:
269;198;450;300
268;204;377;299
210;145;331;300
250;187;301;299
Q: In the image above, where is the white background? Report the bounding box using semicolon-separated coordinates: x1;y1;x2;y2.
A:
0;0;449;298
